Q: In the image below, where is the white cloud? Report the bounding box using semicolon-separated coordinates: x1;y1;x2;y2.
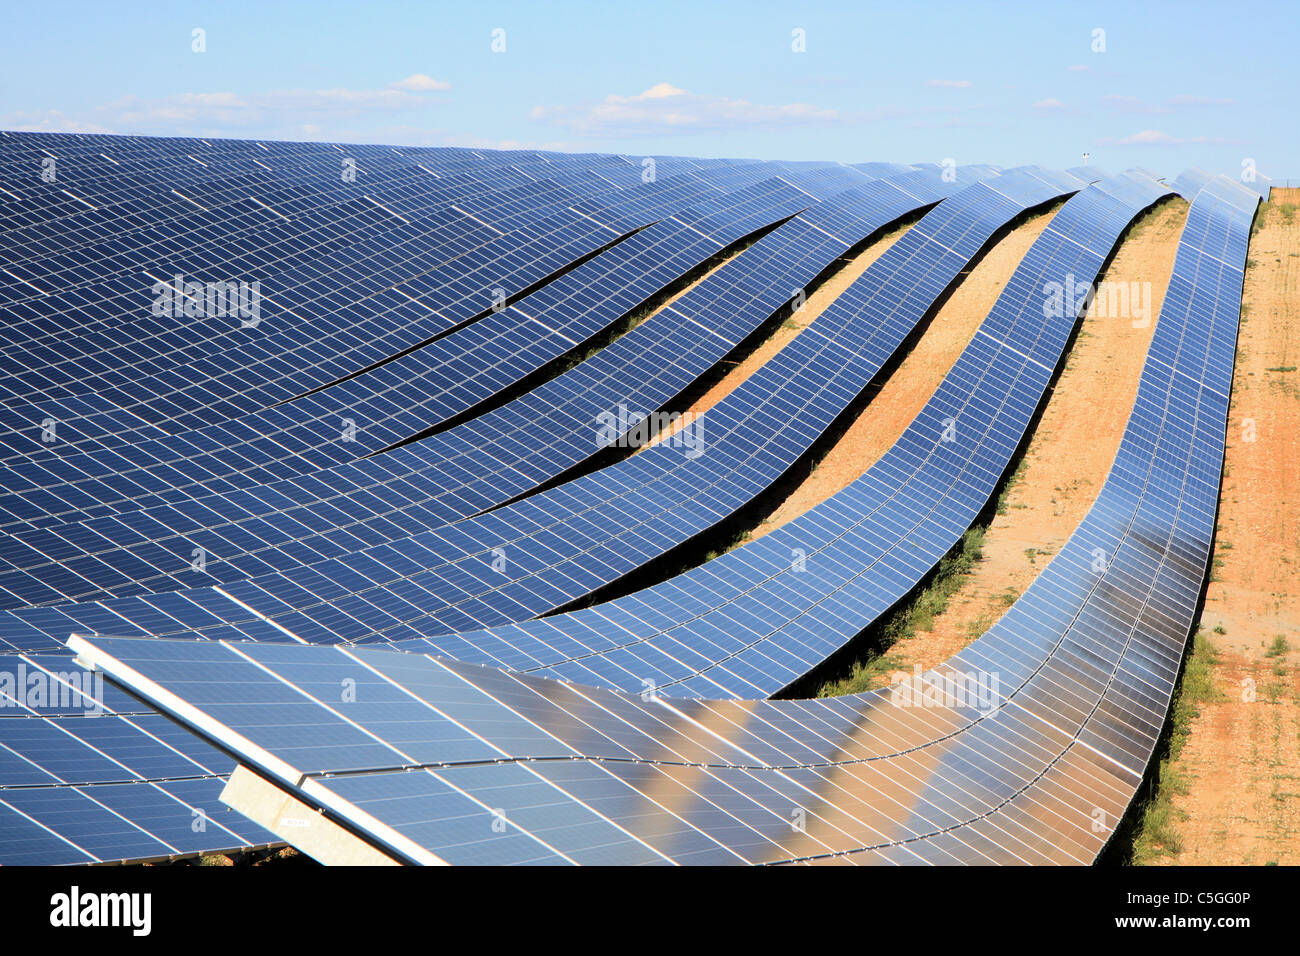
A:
1102;129;1239;146
927;79;972;88
35;82;455;141
0;84;583;152
390;74;451;92
530;83;864;136
4;79;459;143
106;86;435;126
1033;98;1068;111
1103;94;1170;114
637;82;686;99
1116;129;1182;144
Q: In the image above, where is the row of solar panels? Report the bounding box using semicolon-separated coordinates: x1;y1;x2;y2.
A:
0;167;1076;619
0;169;903;517
69;173;1257;865
0;159;790;414
0;156;803;425
0;171;946;548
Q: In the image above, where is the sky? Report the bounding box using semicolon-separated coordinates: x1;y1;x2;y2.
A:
1;0;1294;181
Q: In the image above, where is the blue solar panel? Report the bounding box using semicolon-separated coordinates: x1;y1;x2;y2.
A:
0;128;1257;866
0;161;775;439
0;168;819;464
0;165;1038;608
0;172;1163;693
0;168;892;533
64;175;1258;864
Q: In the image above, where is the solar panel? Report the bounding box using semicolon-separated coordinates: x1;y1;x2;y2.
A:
0;169;822;464
0;165;1038;608
0;161;779;442
0;134;1258;868
0;172;1164;693
0;651;275;864
65;175;1258;864
0;168;888;533
0;168;967;569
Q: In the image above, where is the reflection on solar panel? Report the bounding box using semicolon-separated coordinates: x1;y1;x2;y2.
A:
68;174;1257;865
0;128;1257;865
0;134;947;862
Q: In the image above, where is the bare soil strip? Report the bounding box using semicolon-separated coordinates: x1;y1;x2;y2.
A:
656;207;1061;524
750;209;1059;538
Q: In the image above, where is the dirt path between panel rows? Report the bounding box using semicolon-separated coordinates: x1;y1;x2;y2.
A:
647;217;917;444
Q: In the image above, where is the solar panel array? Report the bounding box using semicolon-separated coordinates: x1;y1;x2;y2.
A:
69;173;1257;865
0;160;1128;863
0;159;810;460
0;128;1254;865
0;167;876;529
0;164;797;453
0;132;824;863
1;171;1157;681
0;133;941;862
0;135;753;412
0;168;971;549
0;166;958;607
0;170;996;628
0;166;1065;613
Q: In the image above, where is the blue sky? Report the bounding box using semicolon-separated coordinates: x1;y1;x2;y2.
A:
1;0;1294;179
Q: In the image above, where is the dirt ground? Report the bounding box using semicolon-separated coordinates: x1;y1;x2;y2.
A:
1150;188;1300;865
751;207;1060;537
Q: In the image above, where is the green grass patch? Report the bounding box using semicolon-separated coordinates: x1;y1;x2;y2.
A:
702;528;752;563
995;459;1029;516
